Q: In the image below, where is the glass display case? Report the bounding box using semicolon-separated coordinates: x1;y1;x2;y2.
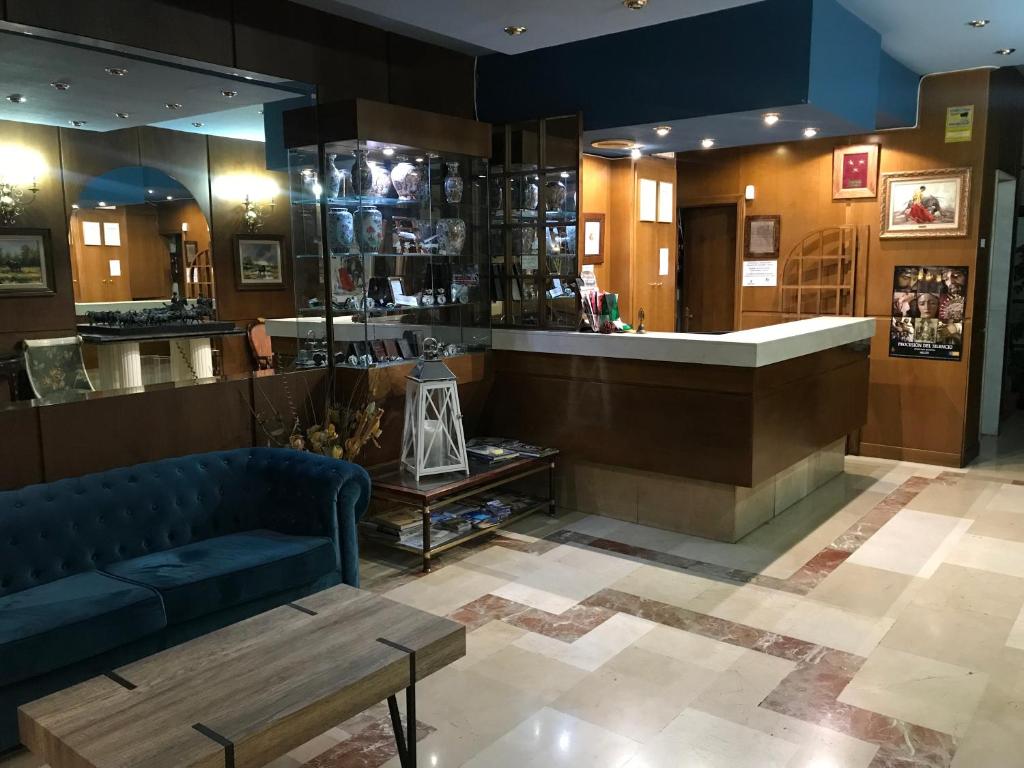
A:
490;115;581;329
283;100;492;369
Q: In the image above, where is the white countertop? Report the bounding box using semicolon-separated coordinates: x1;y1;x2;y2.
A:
492;317;875;367
265;316;433;342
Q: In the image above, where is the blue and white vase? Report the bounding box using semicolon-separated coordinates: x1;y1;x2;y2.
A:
354;206;383;252
327;208;354;255
444;162;464;204
325;154;342;198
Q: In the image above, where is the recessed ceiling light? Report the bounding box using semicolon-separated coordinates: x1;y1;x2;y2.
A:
50;81;71;91
415;156;425;163
763;112;781;126
623;0;649;8
630;147;643;159
700;138;715;149
504;25;527;36
147;189;155;194
995;48;1016;55
966;19;990;27
98;201;106;207
6;94;26;104
382;147;395;156
257;108;264;115
221;89;238;98
114;112;129;119
191;121;204;128
71;204;79;209
165;103;183;110
68;120;87;127
560;171;570;178
166;196;173;200
654;125;672;137
591;138;636;150
105;67;127;76
803;127;818;138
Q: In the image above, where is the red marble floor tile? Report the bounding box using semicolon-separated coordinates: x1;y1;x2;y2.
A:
504;603;616;642
304;715;434;768
446;594;531;630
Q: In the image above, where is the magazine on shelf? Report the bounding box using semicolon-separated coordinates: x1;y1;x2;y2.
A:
467;436;558;459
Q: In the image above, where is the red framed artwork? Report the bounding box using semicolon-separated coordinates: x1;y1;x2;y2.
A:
832;144;880;200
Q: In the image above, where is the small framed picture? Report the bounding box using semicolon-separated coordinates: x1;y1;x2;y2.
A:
880;168;971;239
833;144;880;200
744;215;780;259
582;213;605;265
234;234;285;290
0;228;55;296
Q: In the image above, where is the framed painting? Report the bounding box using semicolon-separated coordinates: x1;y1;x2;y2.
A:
0;228;55;296
744;215;780;259
880;168;971;239
832;144;879;199
582;212;605;265
234;234;285;290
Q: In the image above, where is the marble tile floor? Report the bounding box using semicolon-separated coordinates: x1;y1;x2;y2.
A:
7;447;1024;768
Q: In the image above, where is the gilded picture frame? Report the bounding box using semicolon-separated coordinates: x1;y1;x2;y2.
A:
879;168;971;239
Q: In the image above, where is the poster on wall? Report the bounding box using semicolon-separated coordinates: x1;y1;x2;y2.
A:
889;265;968;361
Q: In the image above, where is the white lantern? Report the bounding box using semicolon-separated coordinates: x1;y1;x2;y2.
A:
400;338;469;482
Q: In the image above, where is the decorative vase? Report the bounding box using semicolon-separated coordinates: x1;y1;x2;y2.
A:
524;179;539;211
351;150;374;195
354;206;383;252
436;218;466;256
371;163;393;198
491;178;503;212
444;162;464;203
327;208;354;255
390;162;421;201
545;180;567;211
325;154;342;198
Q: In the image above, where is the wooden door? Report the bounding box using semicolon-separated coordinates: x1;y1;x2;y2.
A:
680;205;737;332
71;210;132;302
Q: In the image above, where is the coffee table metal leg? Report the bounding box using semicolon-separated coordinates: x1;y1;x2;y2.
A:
379;639;418;768
548;459;557;516
422;503;432;573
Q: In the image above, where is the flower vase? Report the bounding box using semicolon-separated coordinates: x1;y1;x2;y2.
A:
327;208;354;255
444;162;464;203
325;154;342;198
436;218;466;256
351;150;374;195
354;206;383;252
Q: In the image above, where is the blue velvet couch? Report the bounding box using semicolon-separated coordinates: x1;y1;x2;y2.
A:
0;447;370;751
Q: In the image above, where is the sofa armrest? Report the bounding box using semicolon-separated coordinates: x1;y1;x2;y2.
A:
245;449;371;586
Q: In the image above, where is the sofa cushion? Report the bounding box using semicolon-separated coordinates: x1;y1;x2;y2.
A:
102;530;336;624
0;571;166;687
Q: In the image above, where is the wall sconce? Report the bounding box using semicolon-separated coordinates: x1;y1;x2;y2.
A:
744;184;756;201
0;177;39;225
242;194;275;233
213;173;280;233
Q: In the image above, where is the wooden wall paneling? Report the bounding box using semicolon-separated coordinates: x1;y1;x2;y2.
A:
4;0;233;65
37;377;254;481
232;1;388;103
608;159;635;321
139;128;212;222
0;120;74;354
0;406;44;490
124;205;169;299
581;155;613;288
59;127;140;215
250;368;330;447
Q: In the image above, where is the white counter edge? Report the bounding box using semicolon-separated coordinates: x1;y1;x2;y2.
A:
491;317;876;368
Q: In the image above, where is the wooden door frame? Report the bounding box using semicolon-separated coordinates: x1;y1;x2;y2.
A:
679;194;745;331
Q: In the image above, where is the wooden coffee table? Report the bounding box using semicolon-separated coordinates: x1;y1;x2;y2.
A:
18;584;464;768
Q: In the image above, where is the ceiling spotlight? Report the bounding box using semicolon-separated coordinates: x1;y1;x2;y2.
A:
803;127;818;138
623;0;649;8
71;204;79;209
191;121;204;128
995;48;1016;55
6;94;26;104
165;103;183;110
221;89;238;98
104;67;127;76
68;120;87;127
560;171;570;178
654;125;671;137
415;156;424;163
166;195;173;200
966;19;990;27
98;202;107;207
700;137;715;149
147;189;155;194
382;147;395;157
50;81;71;91
504;25;527;36
763;112;780;126
630;147;642;159
114;112;129;119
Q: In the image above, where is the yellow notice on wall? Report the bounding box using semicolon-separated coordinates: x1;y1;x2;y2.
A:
945;105;974;143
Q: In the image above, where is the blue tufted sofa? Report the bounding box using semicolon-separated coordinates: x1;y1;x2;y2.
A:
0;447;370;751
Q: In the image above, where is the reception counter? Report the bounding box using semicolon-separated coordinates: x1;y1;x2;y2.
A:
482;317;875;542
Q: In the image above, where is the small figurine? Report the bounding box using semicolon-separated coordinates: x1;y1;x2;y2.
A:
636;308;646;334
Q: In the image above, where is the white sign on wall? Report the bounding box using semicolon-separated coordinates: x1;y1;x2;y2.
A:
742;260;777;287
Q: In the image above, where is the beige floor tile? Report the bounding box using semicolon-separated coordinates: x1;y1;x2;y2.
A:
689;650;796;724
462;707;639;768
910;563;1024;620
471;645;589;700
906;479;997;518
492;555;634;613
880;603;1013;672
627;708;800;768
513;612;657;672
969;505;1024;542
775;600;895;657
847;509;971;577
945;533;1024;578
451;619;527;670
609;563;714;607
838;646;988;737
685;582;803;633
538;543;643;580
285;730;347;762
985;483;1024;513
383;564;509;616
950;646;1024;767
1005;606;1024;651
632;624;747;672
809;562;919;617
553;646;719;740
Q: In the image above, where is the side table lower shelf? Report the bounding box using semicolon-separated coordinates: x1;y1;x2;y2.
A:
369;455;558;573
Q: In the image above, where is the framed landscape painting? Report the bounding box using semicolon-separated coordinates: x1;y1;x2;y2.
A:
0;228;55;296
880;168;971;239
234;234;285;290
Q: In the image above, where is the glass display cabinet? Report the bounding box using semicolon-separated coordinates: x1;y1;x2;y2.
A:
282;99;492;369
490;115;581;329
